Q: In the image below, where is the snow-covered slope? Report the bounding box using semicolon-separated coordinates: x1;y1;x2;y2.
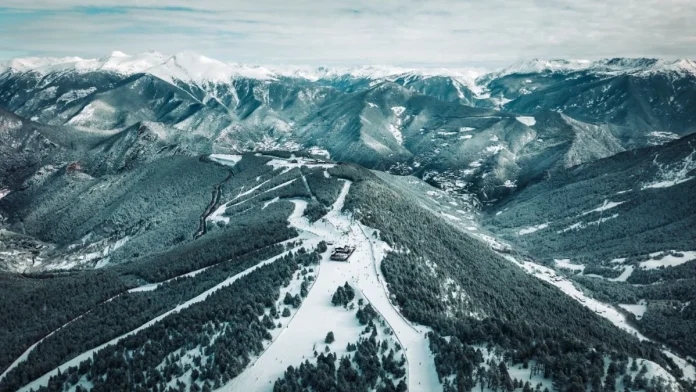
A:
487;57;696;78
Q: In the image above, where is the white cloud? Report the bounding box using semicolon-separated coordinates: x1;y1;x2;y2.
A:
1;0;695;67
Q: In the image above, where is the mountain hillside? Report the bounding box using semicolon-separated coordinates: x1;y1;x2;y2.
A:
0;108;691;392
3;53;696;202
2;54;696;392
484;134;696;361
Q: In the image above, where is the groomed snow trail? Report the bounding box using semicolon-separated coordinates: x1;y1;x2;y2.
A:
222;181;441;392
18;248;301;392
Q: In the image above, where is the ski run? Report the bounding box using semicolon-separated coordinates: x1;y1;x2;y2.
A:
220;180;441;391
16;179;441;392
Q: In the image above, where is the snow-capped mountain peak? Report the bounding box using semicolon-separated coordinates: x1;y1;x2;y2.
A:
143;52;277;84
490;57;696;78
493;58;593;77
97;51;167;75
2;52;695;88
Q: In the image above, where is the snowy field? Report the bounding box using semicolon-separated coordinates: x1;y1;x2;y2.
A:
554;258;585;272
518;222;548;235
515;116;536;126
221;181;441;392
618;302;647;319
209;154;242;166
639;251;696;269
263;154;336;173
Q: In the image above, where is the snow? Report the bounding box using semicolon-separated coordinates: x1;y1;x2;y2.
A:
491;58;696;79
475;346;554;392
441;212;462;221
262;197;280;210
518;223;549;235
0;188;9;201
500;255;649;340
485;144;505;154
0;310;93;384
222;181;441;392
459;127;475;132
609;265;634;282
387;124;404;145
146;52;277;84
18;247;302;392
57;88;97;104
648;131;680;145
642;177;694;189
515;116;536;126
308;146;331;159
662;350;696;382
642;148;696;190
558;213;619;233
128;283;160;293
67;101;115;126
639;251;696;269
618;301;647;319
459;134;473;140
554;259;585;271
582;200;625;215
209;154;242;167
628;359;685;392
493;59;593;77
129;263;217;294
265;155;336;173
391;106;406;116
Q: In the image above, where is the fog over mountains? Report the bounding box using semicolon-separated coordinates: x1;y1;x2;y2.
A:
1;52;695;392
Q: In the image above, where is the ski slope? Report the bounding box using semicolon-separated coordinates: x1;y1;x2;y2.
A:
221;180;441;392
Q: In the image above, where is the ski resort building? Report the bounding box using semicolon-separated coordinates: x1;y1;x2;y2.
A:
330;245;356;261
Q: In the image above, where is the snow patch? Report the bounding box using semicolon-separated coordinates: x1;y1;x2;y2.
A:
518;223;549;235
558;214;619;233
387;124;404;145
618;301;647;319
582;200;625;215
554;259;585;271
515;116;536;126
391;106;406;116
642;149;696;189
209;154;242;167
639;251;696;269
308;146;331;159
266;155;335;173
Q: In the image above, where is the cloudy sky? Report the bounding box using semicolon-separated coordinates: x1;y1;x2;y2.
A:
1;0;695;68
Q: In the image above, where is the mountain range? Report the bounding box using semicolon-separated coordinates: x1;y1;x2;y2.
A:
1;52;695;392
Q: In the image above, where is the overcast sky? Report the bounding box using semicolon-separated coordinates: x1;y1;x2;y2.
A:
1;0;695;68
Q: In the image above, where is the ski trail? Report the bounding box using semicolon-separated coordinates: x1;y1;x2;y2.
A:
221;180;441;392
17;248;301;392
